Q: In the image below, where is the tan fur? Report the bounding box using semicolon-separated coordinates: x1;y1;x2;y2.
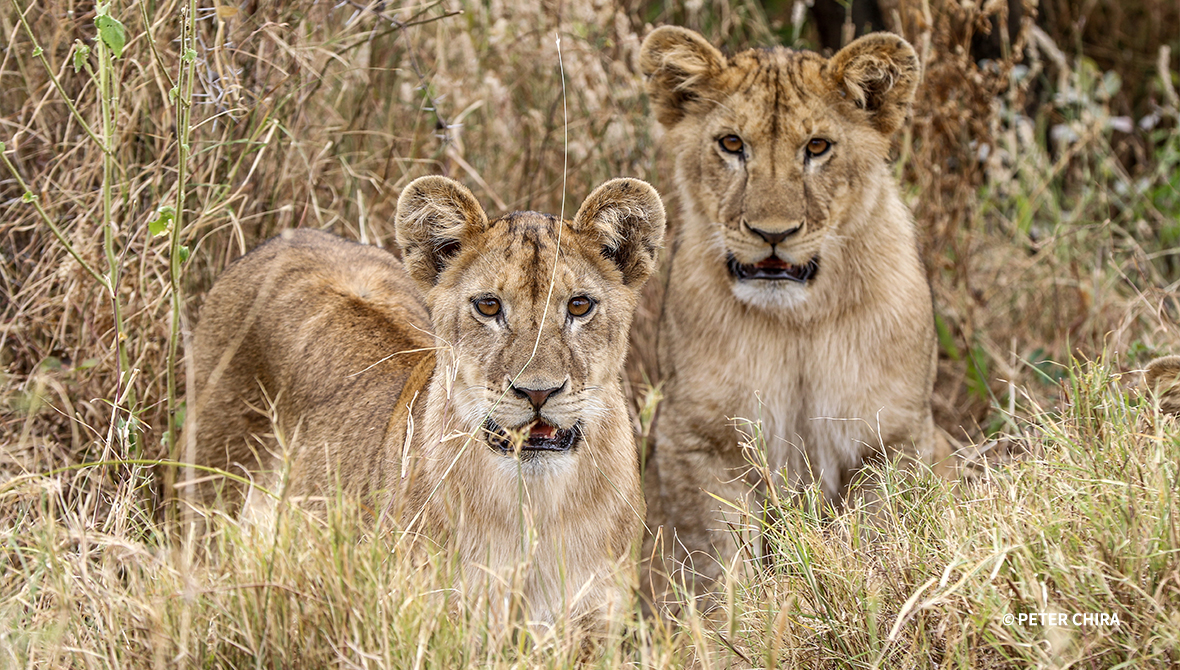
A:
638;27;950;600
1145;355;1180;414
189;176;665;631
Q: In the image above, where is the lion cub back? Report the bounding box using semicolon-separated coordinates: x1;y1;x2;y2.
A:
189;228;432;506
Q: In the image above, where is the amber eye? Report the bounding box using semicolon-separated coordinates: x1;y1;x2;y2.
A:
806;138;831;157
568;296;594;317
475;297;501;317
719;134;744;154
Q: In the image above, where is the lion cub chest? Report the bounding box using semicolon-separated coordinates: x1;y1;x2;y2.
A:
681;306;924;500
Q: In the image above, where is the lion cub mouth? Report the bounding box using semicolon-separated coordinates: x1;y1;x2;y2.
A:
727;254;820;283
483;418;582;454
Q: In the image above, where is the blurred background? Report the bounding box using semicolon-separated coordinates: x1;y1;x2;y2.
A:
2;0;1179;485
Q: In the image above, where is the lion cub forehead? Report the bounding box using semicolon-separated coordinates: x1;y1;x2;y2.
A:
463;211;604;290
480;212;573;261
487;211;566;242
719;47;828;93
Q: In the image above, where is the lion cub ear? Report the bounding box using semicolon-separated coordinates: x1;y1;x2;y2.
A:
395;176;489;289
640;26;726;126
573;178;666;287
1145;355;1180;415
827;32;920;137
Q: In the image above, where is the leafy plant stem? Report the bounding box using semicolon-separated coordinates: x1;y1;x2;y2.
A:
96;2;137;446
164;0;199;522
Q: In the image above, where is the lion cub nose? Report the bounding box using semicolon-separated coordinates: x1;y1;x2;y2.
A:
747;223;802;246
512;384;565;411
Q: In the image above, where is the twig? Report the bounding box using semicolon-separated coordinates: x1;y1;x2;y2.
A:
344;0;462;145
1157;46;1179;113
8;0;107;152
0;142;108;288
137;0;176;92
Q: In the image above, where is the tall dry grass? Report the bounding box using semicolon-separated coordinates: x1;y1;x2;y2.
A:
2;0;1179;666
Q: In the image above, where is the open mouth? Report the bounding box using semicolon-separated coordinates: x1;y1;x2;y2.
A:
483;418;582;454
727;254;820;283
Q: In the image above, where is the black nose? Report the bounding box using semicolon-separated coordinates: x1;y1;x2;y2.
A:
747;223;802;246
512;383;564;410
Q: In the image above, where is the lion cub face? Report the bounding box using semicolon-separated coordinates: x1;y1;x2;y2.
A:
396;177;664;464
641;27;919;309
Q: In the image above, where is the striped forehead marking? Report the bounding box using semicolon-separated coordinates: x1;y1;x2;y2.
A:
730;50;824;118
491;212;567;304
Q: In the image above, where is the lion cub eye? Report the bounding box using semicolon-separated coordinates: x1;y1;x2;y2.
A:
719;135;744;155
806;138;832;157
475;297;501;317
567;296;595;317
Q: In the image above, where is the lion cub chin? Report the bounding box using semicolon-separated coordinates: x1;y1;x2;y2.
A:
637;26;952;604
189;175;664;634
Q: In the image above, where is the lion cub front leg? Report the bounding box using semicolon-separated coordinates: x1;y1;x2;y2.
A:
643;423;757;610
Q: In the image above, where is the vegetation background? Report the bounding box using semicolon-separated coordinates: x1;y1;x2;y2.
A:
1;0;1178;667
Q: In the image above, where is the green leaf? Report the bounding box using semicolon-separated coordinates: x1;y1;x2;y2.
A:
147;206;176;237
32;46;43;57
934;314;960;362
95;14;126;58
168;86;179;102
183;48;197;63
966;343;991;404
21;191;39;204
1101;70;1122;98
178;245;190;264
116;416;135;444
73;43;91;73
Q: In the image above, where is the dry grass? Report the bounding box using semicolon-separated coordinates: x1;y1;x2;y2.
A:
682;360;1180;668
2;0;1179;666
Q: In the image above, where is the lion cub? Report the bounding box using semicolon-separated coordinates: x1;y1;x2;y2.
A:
638;27;951;599
189;176;665;630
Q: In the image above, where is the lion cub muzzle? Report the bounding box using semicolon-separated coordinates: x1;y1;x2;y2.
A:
482;381;583;455
724;216;822;283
